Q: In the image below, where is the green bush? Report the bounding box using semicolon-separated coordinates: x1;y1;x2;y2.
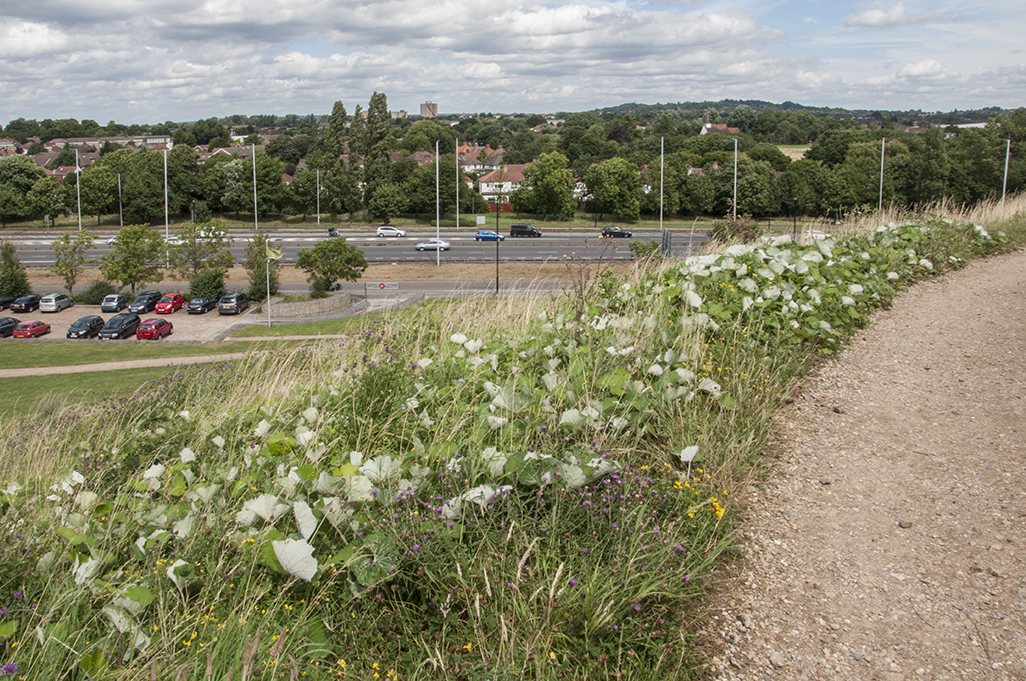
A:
72;280;116;305
188;268;227;299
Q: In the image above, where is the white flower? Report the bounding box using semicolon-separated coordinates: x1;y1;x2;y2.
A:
647;364;664;376
179;410;191;420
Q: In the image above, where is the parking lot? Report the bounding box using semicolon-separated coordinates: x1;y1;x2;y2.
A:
1;300;254;343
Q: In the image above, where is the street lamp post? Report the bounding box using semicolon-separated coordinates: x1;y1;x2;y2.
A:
732;138;738;219
1000;138;1011;205
878;137;886;211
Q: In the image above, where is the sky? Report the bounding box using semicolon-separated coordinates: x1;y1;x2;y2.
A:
1;0;1024;126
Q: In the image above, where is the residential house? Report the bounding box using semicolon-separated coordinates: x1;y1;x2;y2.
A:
457;143;504;173
478;164;528;203
699;123;740;135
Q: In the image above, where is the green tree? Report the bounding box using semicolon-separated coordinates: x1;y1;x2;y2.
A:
188;268;227;299
367;184;407;224
78;164;118;224
99;224;164;293
517;151;577;220
221;153;284;216
296;238;368;297
323;101;362;217
358;92;394;205
584;157;641;222
49;230;96;293
0;156;45;224
283;167;320;220
0;241;32;297
28;176;69;222
167;220;235;279
245;232;280;301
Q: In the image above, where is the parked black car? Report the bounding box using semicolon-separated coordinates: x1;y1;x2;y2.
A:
67;316;105;339
217;292;250;315
98;313;141;339
509;223;542;237
601;225;632;238
0;296;14;310
0;317;18;337
129;291;163;314
186;296;218;314
10;295;41;313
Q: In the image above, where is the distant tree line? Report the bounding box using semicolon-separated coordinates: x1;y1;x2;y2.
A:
1;101;1023;226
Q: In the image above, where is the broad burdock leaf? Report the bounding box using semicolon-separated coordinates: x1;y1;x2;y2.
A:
141;464;164;491
698;377;722;397
238;494;289;525
293;501;319;541
302;407;319;424
840;296;856;306
173;514;196;539
683;290;703;308
464;338;484;353
485;415;508;429
559;409;585;428
272;539;318;582
360;456;401;484
450;333;468;344
166;560;189;590
346;475;375;503
179;447;196;463
679;446;699;464
647;364;664;376
74;558;101;585
254;419;271;437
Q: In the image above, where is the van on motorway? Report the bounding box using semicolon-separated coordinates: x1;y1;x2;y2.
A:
509;223;542;237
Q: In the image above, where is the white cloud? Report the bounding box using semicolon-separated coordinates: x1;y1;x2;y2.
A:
843;2;946;28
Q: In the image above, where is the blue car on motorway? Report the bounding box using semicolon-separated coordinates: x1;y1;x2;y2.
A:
475;230;505;241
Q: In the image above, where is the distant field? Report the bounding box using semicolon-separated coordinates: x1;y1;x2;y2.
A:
778;145;811;161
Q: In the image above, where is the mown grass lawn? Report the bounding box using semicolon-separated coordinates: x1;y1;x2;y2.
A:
0;366;180;417
0;339;290;369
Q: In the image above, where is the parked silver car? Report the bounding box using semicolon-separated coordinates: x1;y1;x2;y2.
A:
40;293;75;312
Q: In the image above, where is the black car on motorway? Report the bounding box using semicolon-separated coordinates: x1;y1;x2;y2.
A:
0;317;18;338
98;313;141;339
129;291;163;314
186;296;218;314
67;316;105;339
601;225;632;238
10;295;41;313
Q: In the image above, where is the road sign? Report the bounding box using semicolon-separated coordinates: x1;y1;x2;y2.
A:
366;282;399;291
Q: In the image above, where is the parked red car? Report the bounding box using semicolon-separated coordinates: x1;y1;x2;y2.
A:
12;320;51;338
137;318;173;340
155;293;185;314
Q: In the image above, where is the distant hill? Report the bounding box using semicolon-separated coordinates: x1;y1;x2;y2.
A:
569;100;1011;126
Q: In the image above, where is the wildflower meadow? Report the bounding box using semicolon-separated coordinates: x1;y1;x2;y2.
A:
1;201;1023;680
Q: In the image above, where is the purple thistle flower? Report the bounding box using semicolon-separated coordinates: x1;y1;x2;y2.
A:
11;592;21;601
1;663;18;676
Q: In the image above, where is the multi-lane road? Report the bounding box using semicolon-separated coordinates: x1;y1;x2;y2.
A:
7;228;708;267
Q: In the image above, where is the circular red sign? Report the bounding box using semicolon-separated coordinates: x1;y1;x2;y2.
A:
379;282;386;289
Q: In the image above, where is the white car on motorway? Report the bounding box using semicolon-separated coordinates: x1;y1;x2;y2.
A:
377;226;407;237
415;238;450;251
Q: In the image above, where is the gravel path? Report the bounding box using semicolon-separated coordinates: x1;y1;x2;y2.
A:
708;249;1026;680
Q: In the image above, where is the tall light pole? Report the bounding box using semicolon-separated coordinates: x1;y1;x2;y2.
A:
732;137;738;219
117;173;123;228
659;136;664;231
316;169;321;225
75;149;83;232
1000;138;1011;205
252;143;259;232
435;140;440;267
455;138;460;230
878;137;886;211
162;149;169;239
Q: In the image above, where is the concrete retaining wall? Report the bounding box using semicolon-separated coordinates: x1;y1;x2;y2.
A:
269;292;353;318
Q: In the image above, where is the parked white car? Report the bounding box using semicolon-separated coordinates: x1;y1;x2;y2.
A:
40;292;75;313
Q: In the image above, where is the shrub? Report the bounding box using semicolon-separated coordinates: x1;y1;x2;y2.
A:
72;279;116;305
188;268;227;299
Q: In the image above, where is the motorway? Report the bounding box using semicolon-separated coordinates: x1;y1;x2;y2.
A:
7;229;708;267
